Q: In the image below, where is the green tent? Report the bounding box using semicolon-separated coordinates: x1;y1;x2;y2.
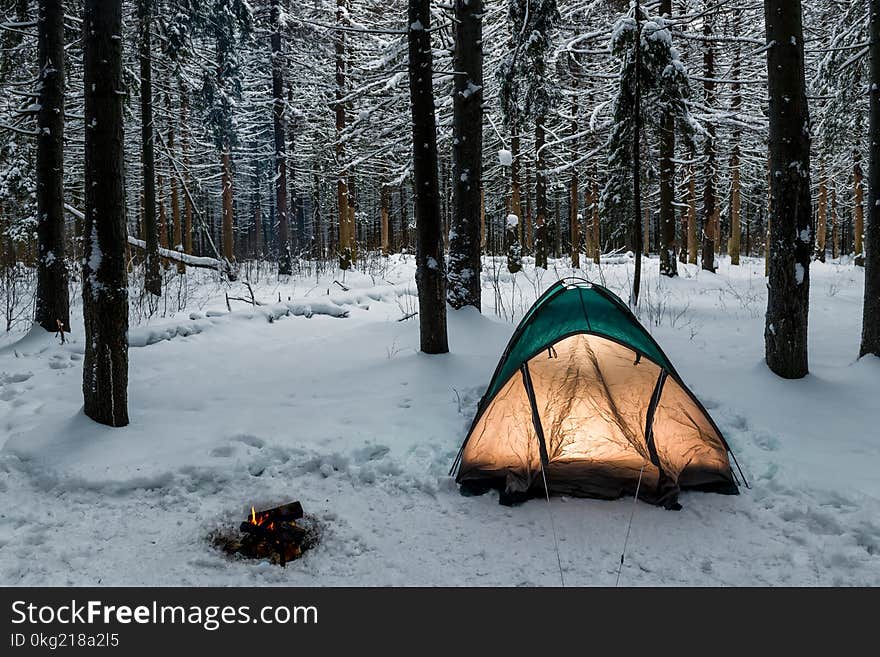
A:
452;279;744;508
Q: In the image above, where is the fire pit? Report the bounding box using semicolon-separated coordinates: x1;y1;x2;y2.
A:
212;501;320;566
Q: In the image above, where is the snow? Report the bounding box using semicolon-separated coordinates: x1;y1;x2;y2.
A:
506;214;519;228
0;255;878;586
498;149;513;166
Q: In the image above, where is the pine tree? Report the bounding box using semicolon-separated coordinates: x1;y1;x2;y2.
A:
447;0;483;311
601;3;692;302
408;0;448;354
499;0;559;270
139;0;161;296
82;0;129;426
861;0;880;358
764;0;812;379
34;0;69;332
271;0;292;275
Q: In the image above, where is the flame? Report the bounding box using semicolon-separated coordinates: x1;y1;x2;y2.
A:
247;506;277;531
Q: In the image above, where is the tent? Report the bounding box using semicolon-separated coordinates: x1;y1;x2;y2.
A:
451;279;745;508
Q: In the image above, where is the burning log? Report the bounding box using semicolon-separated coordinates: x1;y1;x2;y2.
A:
212;501;319;567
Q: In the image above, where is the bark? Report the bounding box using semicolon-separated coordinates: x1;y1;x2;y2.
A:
764;0;812;378
380;183;390;255
510;133;522;234
687;158;697;264
139;0;160;296
166;85;182;273
158;171;167;249
591;174;600;264
728;33;742;266
854;148;865;266
525;162;533;251
658;0;676;277
816;163;827;263
407;0;448;353
335;0;352;269
82;0;129;426
271;0;291;274
480;186;486;252
701;15;717;272
631;4;643;304
534;116;548;269
221;150;235;267
180;85;193;256
861;0;880;357
831;184;839;259
447;0;482;310
34;0;70;332
569;94;580;268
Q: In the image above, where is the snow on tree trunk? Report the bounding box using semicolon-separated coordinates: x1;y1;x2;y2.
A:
34;0;70;332
447;0;483;311
764;0;812;379
82;0;129;427
407;0;448;354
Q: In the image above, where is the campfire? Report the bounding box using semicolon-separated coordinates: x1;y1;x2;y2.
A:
212;501;320;566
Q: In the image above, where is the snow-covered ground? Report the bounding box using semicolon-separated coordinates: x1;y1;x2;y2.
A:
1;254;878;586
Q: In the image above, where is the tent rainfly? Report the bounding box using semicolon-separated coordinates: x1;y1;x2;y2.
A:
451;279;745;509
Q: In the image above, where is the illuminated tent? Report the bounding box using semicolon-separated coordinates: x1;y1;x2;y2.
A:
451;279;744;508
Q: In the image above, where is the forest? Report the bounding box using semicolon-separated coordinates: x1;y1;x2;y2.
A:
0;0;877;587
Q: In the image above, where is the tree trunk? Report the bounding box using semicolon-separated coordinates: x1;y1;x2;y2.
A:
728;33;742;266
525;162;533;251
854;148;865;266
816;163;827;263
480;186;486;252
380;182;390;255
34;0;70;332
221;150;235;267
82;0;128;427
447;0;483;310
335;0;351;270
658;0;676;277
631;4;643;305
139;0;160;296
861;0;880;357
701;15;717;272
569;96;580;269
591;174;600;264
272;0;291;274
407;0;448;354
831;184;840;259
687;158;697;264
180;85;193;256
166;84;183;273
764;0;812;378
510;133;522;234
534;116;548;269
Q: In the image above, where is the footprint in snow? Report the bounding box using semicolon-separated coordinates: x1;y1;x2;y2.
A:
751;430;779;451
0;371;32;385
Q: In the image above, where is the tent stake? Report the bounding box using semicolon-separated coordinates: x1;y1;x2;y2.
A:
616;464;646;587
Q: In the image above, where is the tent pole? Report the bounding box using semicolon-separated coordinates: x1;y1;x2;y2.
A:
616;464;646;587
521;363;565;587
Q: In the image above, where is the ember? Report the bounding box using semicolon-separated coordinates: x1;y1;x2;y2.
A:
212;501;320;566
